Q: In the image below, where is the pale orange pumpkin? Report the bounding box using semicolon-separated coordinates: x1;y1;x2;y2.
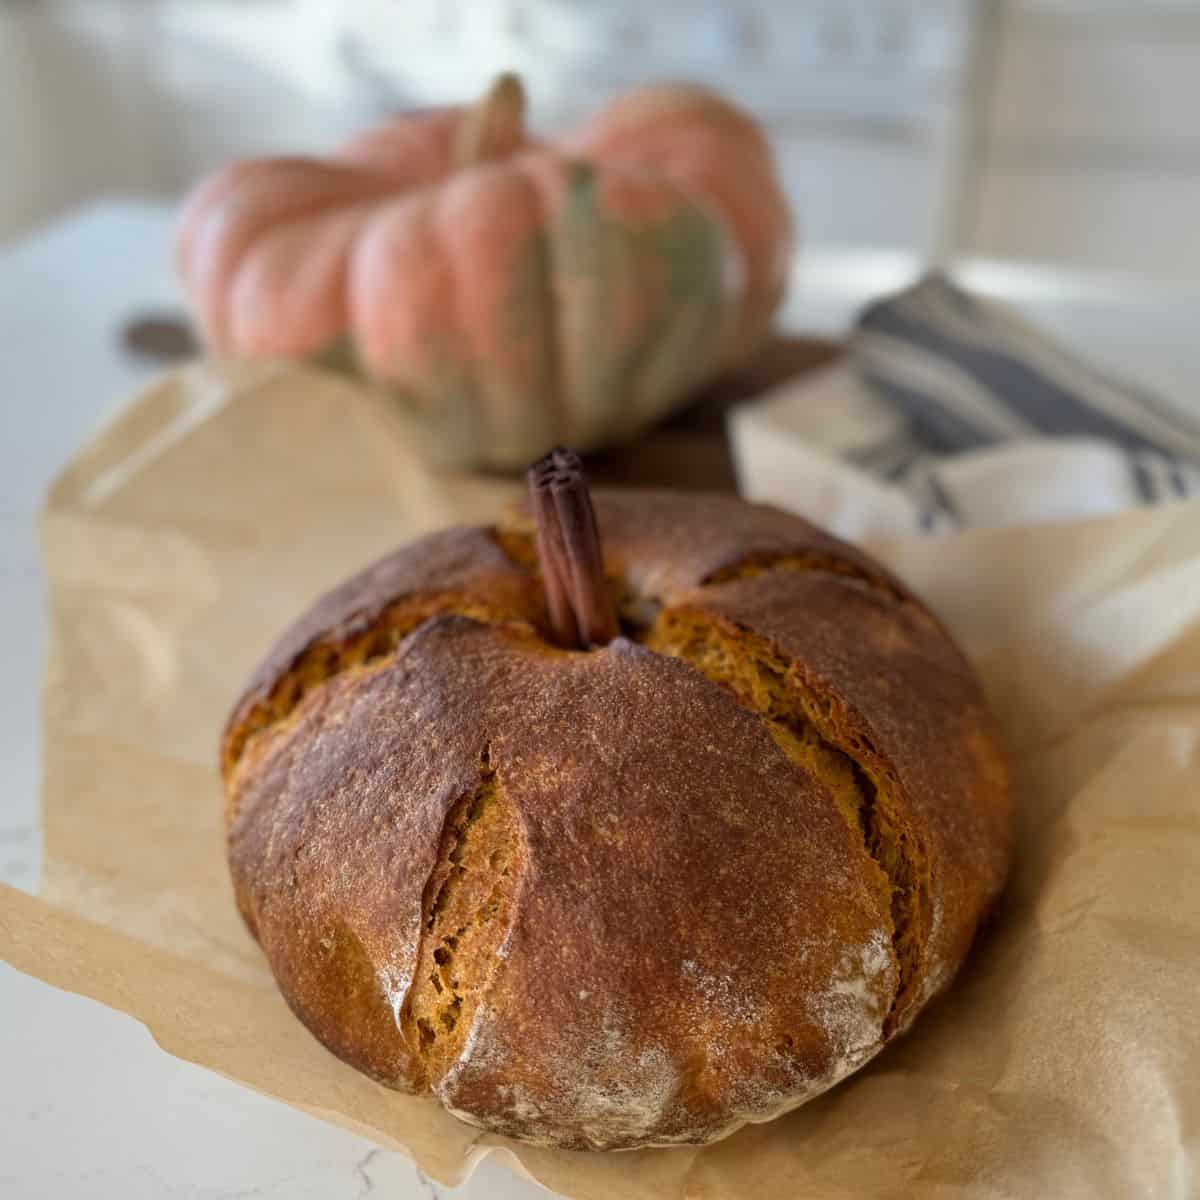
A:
176;74;793;467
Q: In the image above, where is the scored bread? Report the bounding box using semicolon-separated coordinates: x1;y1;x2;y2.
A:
221;490;1010;1150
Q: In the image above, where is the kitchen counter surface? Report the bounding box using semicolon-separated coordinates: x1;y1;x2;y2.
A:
5;200;1200;1199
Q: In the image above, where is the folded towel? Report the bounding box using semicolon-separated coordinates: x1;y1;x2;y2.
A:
730;273;1200;540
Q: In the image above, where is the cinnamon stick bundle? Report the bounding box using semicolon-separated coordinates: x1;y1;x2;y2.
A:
527;448;618;649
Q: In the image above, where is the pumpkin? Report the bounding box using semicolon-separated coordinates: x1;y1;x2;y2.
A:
176;74;793;468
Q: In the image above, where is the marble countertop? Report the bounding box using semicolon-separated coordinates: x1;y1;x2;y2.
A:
4;200;1200;1198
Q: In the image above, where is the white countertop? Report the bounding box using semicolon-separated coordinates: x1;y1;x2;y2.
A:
4;201;1200;1199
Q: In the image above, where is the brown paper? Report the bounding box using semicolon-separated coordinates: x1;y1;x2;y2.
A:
3;360;1198;1198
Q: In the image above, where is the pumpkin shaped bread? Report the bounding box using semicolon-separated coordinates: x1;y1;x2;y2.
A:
222;470;1011;1151
176;75;793;468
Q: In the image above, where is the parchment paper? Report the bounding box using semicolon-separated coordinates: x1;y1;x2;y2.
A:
2;360;1198;1198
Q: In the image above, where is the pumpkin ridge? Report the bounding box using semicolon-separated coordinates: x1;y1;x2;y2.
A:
190;163;403;348
514;153;571;447
230;203;378;357
617;192;732;433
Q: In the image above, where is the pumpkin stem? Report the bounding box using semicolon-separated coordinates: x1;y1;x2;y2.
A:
455;72;527;167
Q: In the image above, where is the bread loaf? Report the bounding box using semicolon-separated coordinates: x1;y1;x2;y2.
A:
221;490;1010;1150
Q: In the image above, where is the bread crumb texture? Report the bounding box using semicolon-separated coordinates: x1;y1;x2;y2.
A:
223;492;1010;1150
403;747;525;1088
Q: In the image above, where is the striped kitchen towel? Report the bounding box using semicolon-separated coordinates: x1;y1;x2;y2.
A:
730;273;1200;539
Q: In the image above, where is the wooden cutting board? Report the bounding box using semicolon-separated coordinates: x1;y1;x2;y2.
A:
584;335;840;492
123;315;840;494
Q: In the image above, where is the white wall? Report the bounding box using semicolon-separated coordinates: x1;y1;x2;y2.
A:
966;2;1200;278
12;0;1200;281
0;4;160;241
0;0;975;257
0;1;367;243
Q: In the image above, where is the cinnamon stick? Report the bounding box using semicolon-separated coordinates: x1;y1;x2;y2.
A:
527;448;618;649
528;463;579;647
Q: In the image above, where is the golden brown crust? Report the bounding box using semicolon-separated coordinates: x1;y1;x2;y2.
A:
220;527;543;780
648;572;1010;1032
222;490;1010;1149
505;489;908;600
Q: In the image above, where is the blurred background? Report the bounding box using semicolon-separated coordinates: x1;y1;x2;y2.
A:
3;0;1199;278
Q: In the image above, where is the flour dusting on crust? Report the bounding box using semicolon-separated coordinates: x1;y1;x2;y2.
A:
378;960;413;1030
807;929;892;1062
432;923;901;1149
442;1004;685;1149
681;957;759;1026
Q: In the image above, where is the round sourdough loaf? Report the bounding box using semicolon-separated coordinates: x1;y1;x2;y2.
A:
221;490;1010;1150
